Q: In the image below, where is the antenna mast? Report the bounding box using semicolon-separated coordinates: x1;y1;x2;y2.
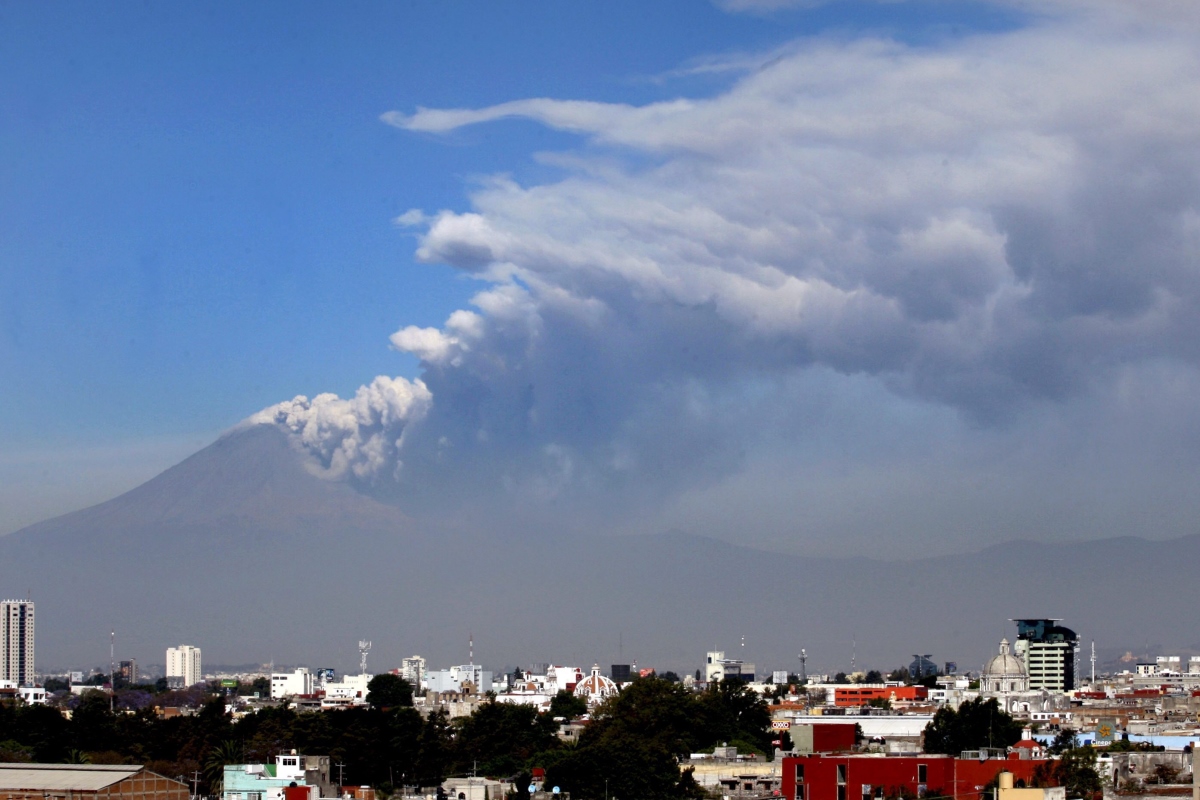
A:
110;629;115;713
358;640;371;676
798;649;807;685
1090;640;1096;684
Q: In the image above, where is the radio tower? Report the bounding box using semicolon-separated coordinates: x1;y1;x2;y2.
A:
798;649;807;684
358;640;372;676
1090;640;1096;684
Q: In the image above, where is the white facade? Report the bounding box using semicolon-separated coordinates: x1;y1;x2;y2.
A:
705;650;753;682
166;644;202;687
400;656;426;690
271;668;313;699
321;673;371;708
1;600;34;686
18;685;47;704
425;664;493;694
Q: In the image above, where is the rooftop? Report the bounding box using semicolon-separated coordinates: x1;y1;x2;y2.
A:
0;764;146;792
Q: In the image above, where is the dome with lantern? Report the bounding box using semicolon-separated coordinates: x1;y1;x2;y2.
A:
573;664;620;705
981;638;1028;693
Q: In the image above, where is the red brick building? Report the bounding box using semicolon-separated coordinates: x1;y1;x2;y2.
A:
781;753;1050;800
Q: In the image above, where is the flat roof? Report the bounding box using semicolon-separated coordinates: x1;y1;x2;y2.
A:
0;764;145;791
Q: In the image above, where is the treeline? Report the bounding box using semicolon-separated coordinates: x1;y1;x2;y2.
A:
0;676;772;800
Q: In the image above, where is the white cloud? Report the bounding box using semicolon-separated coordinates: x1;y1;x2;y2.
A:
261;6;1200;547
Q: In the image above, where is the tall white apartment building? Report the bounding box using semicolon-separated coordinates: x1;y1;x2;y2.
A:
1;600;35;686
400;655;426;690
166;644;202;687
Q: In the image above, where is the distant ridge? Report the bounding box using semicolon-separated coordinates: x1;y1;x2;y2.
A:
2;423;1196;674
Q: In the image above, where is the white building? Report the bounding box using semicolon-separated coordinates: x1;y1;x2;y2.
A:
1156;656;1182;674
705;650;755;683
166;644;202;687
1;600;34;686
321;673;371;708
425;664;493;694
271;668;313;699
400;656;426;690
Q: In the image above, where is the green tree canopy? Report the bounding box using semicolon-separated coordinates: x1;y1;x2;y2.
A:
366;674;414;710
548;690;588;719
922;698;1021;755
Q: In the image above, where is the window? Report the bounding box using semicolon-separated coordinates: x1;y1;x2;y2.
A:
837;765;847;784
875;788;884;799
838;787;847;800
795;787;805;800
918;765;927;783
795;765;805;783
862;785;872;800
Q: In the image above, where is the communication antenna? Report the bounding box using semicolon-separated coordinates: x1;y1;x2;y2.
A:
798;649;807;684
851;639;856;674
110;629;115;713
469;633;474;666
358;641;372;676
1090;641;1096;684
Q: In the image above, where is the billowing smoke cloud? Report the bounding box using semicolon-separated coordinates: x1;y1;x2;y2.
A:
252;4;1200;548
248;376;431;481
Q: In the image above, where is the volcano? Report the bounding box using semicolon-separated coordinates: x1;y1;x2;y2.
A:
2;422;1196;675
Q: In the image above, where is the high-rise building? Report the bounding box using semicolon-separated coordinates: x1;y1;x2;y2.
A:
1012;618;1078;691
118;658;139;685
1;600;35;686
399;655;426;690
166;645;202;687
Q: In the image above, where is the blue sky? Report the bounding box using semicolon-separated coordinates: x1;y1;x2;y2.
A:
7;1;1200;556
0;0;1021;531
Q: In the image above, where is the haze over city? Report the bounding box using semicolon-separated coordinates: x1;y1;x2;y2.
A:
3;1;1200;670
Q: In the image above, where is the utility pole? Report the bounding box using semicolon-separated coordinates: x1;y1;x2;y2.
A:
337;762;345;790
189;770;202;800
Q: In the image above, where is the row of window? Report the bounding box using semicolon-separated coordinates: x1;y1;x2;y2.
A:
794;764;929;785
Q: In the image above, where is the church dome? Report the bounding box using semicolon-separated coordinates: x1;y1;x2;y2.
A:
984;639;1025;678
981;639;1028;694
573;664;619;705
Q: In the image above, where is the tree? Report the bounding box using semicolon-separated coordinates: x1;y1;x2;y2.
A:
452;701;557;778
1032;746;1102;800
1047;729;1077;755
922;698;1021;755
833;672;850;684
1151;763;1181;784
864;670;883;684
366;674;414;711
548;690;587;719
660;671;681;683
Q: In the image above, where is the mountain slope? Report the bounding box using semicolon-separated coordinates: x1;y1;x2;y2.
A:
1;424;1195;675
